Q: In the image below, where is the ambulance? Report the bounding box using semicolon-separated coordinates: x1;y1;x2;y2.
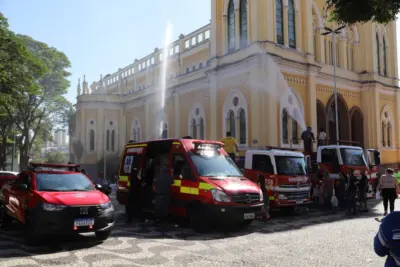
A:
117;138;264;230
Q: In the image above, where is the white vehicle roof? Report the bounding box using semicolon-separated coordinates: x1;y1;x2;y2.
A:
318;145;362;150
246;149;304;158
0;171;19;175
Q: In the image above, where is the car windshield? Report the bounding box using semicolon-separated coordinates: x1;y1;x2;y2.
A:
189;150;243;178
35;173;95;192
275;156;307;175
340;148;367;167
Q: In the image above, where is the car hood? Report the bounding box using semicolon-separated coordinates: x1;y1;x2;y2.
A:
38;190;110;206
206;177;260;194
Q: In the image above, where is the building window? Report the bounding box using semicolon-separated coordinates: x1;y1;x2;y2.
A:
376;32;381;73
383;36;387;76
276;0;284;45
239;0;248;48
387;122;391;147
200;118;205;140
111;130;115;151
132;120;141;142
292;119;298;144
288;0;296;48
191;119;197;139
106;129;110;151
228;110;236;138
381;107;394;148
239;108;246;145
282;109;288;144
227;0;236;52
381;122;386;147
89;129;95;152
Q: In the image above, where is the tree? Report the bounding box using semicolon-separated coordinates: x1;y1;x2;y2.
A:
38;150;69;164
3;35;71;170
327;0;400;24
0;109;14;170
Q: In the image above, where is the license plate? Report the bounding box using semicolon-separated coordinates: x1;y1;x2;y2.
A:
296;200;304;204
74;218;94;227
244;213;255;220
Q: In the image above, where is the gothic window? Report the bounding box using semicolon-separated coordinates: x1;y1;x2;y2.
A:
227;0;236;52
131;120;141;142
239;108;246;145
89;129;95;152
288;0;296;48
228;110;236;138
376;32;381;73
106;129;110;151
111;130;115;151
239;0;248;48
162;123;168;139
276;0;284;45
387;122;391;147
223;91;248;145
292;119;298;144
383;36;387;76
200;118;205;140
191;119;197;139
282;109;289;144
381;122;386;147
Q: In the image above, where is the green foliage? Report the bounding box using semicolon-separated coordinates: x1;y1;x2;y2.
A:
327;0;400;24
39;151;69;164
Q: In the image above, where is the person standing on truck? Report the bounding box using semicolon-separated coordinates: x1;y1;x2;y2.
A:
154;165;174;227
301;126;315;153
221;132;239;161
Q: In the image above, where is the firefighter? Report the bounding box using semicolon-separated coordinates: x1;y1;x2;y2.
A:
153;165;173;227
126;166;144;224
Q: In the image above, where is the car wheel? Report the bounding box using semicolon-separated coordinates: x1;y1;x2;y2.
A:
0;205;12;228
95;229;111;241
240;220;253;228
24;215;39;246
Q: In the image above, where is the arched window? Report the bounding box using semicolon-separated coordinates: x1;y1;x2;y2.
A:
89;129;95;152
111;130;115;151
288;0;296;48
200;118;205;140
376;32;381;73
276;0;284;45
191;119;197;139
131;119;141;142
292;119;298;144
162;123;168;139
387;122;391;147
383;36;387;76
227;0;236;52
381;122;386;147
282;109;289;144
239;109;246;145
106;129;110;151
239;0;248;48
228;110;236;138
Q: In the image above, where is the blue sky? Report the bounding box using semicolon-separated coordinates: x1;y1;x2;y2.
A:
0;0;211;104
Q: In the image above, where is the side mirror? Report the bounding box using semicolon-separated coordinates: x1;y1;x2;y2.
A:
95;184;103;190
17;184;28;191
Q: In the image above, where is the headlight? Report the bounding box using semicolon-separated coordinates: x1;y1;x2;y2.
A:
259;189;264;202
278;193;287;200
210;189;231;203
100;201;112;209
42;203;66;211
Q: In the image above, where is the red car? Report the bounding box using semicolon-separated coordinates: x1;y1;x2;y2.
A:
0;163;115;244
0;171;18;188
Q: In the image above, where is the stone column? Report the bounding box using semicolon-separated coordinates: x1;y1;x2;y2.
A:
250;0;258;42
361;85;380;148
395;91;400;148
295;9;301;52
301;0;313;57
250;67;260;148
318;28;326;63
307;71;318;151
120;109;126;151
265;0;274;42
145;100;149;139
339;38;348;69
210;0;218;58
97;108;104;161
174;92;180;137
209;73;218;139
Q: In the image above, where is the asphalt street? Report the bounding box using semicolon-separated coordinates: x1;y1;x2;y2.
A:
0;191;391;267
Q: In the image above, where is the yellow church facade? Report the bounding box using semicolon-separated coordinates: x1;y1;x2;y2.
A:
74;0;400;171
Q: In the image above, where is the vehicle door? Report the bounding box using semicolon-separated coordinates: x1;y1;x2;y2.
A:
8;172;31;223
319;148;341;178
121;147;144;204
252;154;275;192
170;142;198;214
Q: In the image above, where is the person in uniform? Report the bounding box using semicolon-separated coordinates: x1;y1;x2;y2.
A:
153;165;173;227
220;132;239;161
374;211;400;267
126;166;145;223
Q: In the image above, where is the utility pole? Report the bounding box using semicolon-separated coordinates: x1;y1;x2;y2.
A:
322;25;346;145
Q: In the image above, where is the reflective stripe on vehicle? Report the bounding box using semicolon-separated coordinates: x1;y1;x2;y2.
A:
172;180;214;195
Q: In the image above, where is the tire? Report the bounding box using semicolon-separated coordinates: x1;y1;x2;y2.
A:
24;215;39;246
95;229;111;241
188;207;211;233
0;205;12;228
240;220;253;228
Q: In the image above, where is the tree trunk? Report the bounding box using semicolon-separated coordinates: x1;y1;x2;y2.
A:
19;132;30;170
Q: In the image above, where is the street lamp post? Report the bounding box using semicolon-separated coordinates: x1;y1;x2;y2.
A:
322;25;346;145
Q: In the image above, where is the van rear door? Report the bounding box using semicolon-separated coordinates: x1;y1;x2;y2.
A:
119;144;145;190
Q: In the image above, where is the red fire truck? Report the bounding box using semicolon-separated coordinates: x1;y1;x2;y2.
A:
243;147;312;209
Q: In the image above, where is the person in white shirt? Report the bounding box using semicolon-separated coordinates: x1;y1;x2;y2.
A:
318;128;327;146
